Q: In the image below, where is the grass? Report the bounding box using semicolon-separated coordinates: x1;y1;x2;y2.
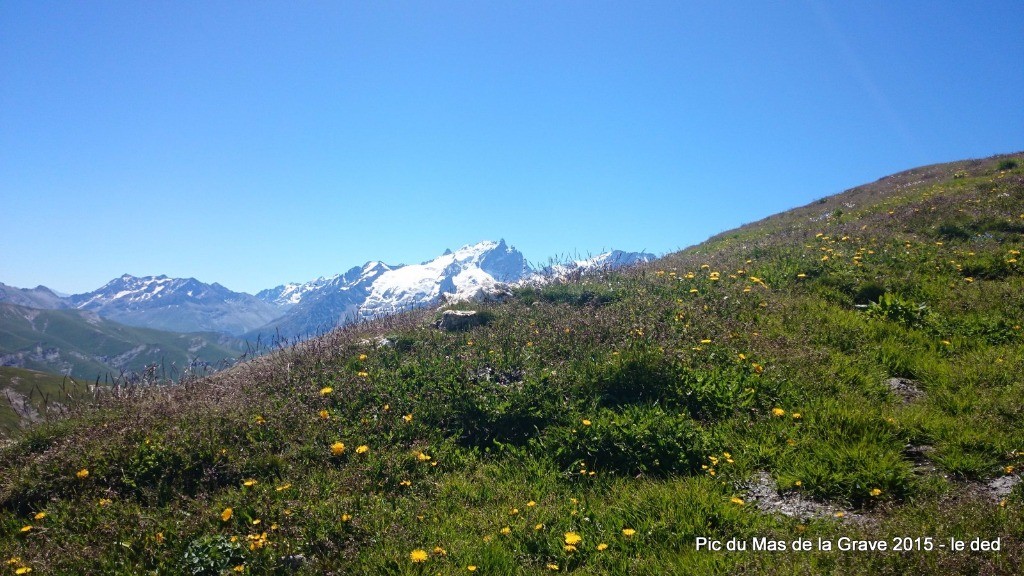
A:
0;367;91;437
0;153;1022;574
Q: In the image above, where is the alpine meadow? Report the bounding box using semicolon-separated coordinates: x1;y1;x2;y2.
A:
1;153;1022;574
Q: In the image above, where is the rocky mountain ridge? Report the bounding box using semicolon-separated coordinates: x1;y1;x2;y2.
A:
1;240;655;339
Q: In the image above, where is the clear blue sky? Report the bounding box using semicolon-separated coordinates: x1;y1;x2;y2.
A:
2;1;1021;294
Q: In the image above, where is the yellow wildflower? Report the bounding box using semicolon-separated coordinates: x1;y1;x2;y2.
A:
468;566;478;572
526;500;536;507
500;526;512;535
547;564;559;571
731;497;745;505
356;444;369;454
772;407;785;417
19;525;31;533
622;528;636;537
564;532;582;545
221;508;233;522
409;549;428;563
416;451;431;461
242;479;257;487
33;512;45;520
403;413;413;422
359;354;368;361
870;488;882;497
597;542;609;551
331;442;346;455
320;386;333;395
581;419;591;426
76;468;89;479
534;523;544;531
357;371;369;377
318;409;330;420
15;569;31;575
433;546;447;556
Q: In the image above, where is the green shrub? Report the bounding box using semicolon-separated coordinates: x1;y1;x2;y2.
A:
546;405;714;476
517;281;622;306
866;293;929;328
591;348;677;407
182;534;245;576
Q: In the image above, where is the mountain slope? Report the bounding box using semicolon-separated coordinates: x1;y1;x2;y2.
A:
0;366;88;437
2;243;652;342
0;302;246;380
1;153;1021;575
69;275;283;336
250;240;651;339
0;282;68;310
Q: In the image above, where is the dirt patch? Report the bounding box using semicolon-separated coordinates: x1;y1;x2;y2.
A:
741;471;869;524
978;473;1021;503
903;444;938;475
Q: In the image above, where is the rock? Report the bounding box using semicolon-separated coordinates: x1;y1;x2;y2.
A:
885;377;924;403
436;310;483;331
280;554;306;571
742;471;867;523
983;473;1021;501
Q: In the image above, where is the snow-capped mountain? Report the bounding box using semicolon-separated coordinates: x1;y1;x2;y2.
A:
2;240;655;341
251;240;528;338
69;274;282;335
361;239;528;317
534;249;656;279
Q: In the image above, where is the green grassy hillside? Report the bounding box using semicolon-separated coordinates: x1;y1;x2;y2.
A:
0;154;1021;575
0;303;246;381
0;367;90;439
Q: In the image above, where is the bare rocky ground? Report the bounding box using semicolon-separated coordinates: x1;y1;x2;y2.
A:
741;471;870;524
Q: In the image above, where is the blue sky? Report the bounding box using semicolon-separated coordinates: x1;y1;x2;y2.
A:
2;1;1021;294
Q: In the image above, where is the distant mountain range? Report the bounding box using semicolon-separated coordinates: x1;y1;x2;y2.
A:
0;302;245;380
1;241;653;375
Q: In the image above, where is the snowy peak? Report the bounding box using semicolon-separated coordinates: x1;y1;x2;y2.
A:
68;274;282;335
71;274;238;310
2;239;655;340
359;240;528;318
256;261;394;307
535;249;657;279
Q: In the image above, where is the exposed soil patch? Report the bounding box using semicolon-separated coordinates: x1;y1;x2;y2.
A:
903;444;938;475
977;473;1021;503
742;471;869;524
